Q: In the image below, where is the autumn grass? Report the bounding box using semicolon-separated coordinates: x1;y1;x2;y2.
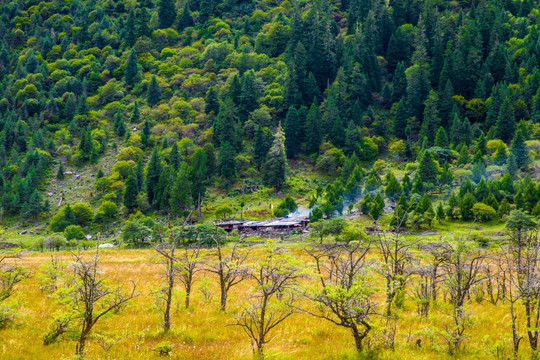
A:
0;242;534;360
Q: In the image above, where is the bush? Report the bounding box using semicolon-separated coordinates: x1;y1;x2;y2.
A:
95;201;119;222
45;233;67;251
71;203;94;226
273;195;298;217
0;306;17;329
154;342;173;356
64;225;85;240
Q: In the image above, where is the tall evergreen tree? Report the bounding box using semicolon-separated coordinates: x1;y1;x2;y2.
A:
190;149;208;216
263;125;287;190
113;112;126;137
170;163;191;215
205;87;219;116
124;49;139;86
495;97;515;142
146;149;162;206
284;106;301;158
254;126;273;170
218;141;236;185
147;76;161;107
510;128;528;169
178;2;194;30
125;10;137;47
419;90;440;146
417;151;438;184
124;174;139;212
158;0;177;29
305;101;322;155
434;127;449;148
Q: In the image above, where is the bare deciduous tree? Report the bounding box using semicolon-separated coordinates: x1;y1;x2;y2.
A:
175;242;203;309
207;234;250;311
154;212;192;331
439;240;484;354
507;229;540;352
304;242;377;352
59;249;138;356
411;265;433;318
377;227;416;315
232;243;303;358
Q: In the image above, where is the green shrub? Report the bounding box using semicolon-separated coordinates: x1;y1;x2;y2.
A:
64;225;85;240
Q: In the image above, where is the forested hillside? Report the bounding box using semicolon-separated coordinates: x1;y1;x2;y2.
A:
0;0;539;240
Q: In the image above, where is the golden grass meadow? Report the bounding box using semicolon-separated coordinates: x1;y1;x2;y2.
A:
0;246;531;360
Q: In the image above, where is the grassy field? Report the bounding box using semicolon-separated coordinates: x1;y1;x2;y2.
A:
0;239;533;360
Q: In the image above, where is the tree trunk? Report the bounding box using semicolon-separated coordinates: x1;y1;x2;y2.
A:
351;326;363;352
164;270;173;331
220;284;227;311
76;324;90;356
185;282;191;309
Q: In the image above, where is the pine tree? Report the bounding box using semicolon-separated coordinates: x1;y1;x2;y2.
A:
124;49;139;86
146;149;162;206
135;161;144;191
263;125;287;190
460;192;476;220
56;162;65;180
329;115;345;148
170;163;191;215
393;99;408;139
457;145;470;165
385;172;402;201
344;121;362;156
510;128;528;169
199;0;214;23
532;87;540;123
190;149;208;216
284;106;301;158
218;141;236;185
419;90;440;146
64;93;76;122
507;153;518;178
125;10;137;47
254;126;273;170
147;76;161;107
168;142;180;170
178;2;194;30
434;127;449;148
130;102;140;123
417;151;438;184
305;101;322;155
113;112;126;137
124;175;139;212
158;0;176;29
370;198;383;220
392;62;407;103
141;120;151;148
495;97;516;142
78;127;93;161
494;144;507;165
203;143;217;178
238;71;258;121
205;87;219;116
214;99;240;150
436;202;445;222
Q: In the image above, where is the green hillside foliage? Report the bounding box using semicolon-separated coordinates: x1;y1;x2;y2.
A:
0;0;539;236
